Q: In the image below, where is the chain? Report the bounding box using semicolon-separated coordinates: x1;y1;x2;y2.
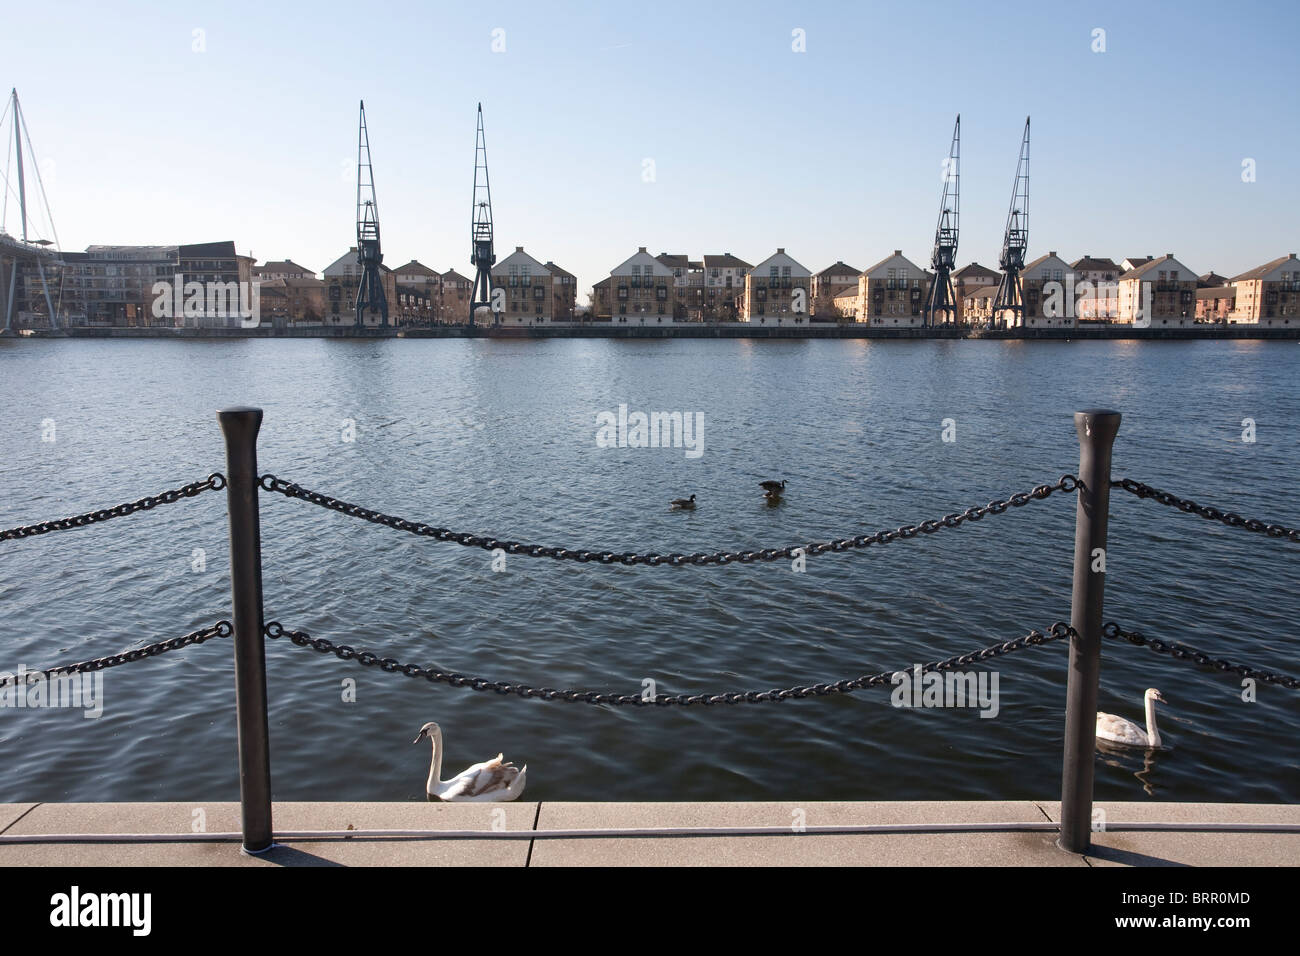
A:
1104;622;1300;689
0;474;227;543
0;621;233;687
264;620;1074;705
258;473;1078;566
1111;478;1300;543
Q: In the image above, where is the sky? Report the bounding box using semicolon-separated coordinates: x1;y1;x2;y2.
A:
1;0;1297;296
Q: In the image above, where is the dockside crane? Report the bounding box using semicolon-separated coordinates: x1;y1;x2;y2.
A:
991;117;1030;327
922;115;960;327
354;100;388;327
469;103;495;325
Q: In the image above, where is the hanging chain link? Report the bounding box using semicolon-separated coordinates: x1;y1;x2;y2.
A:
1110;478;1300;543
264;620;1074;705
257;473;1079;565
1104;622;1300;689
0;474;227;543
0;621;233;687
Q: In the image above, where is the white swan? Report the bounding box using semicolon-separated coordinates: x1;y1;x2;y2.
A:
1096;689;1167;748
413;721;527;802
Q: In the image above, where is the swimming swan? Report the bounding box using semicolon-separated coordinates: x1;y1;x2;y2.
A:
414;722;527;801
1096;689;1167;748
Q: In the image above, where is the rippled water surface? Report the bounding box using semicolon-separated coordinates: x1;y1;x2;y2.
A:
0;337;1297;804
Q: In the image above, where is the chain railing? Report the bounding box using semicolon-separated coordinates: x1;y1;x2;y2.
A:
0;622;232;688
0;473;225;542
264;620;1075;705
1111;477;1300;542
1104;623;1300;689
4;406;1300;855
257;473;1079;565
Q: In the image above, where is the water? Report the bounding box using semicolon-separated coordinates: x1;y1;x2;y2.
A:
0;337;1297;804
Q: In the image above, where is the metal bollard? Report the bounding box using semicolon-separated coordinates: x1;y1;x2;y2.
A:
218;407;274;854
1059;409;1121;853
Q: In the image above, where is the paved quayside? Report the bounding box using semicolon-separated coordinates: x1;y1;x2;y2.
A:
0;801;1295;866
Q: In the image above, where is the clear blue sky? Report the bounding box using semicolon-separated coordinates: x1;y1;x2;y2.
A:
2;0;1296;294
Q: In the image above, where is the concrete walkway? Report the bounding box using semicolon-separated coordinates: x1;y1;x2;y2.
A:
1;801;1295;866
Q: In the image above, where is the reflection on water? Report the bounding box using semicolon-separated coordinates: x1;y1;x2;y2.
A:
1097;740;1166;796
0;337;1297;805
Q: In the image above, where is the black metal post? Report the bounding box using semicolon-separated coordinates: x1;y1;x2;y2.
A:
218;407;274;854
1059;408;1121;853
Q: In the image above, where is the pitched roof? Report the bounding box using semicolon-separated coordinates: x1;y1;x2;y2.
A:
255;259;316;276
1023;252;1070;272
952;262;999;279
1122;254;1191;281
816;261;861;276
701;254;752;269
1198;272;1228;287
656;253;690;268
440;269;471;283
393;260;439;277
492;247;551;275
962;284;999;299
544;261;575;279
1230;254;1298;282
1070;256;1120;272
749;249;810;275
862;250;922;275
1195;286;1235;299
179;241;238;258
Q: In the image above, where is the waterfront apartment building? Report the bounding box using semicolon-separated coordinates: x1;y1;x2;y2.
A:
1070;255;1122;321
811;261;860;319
1116;254;1198;326
1019;252;1076;328
961;285;998;324
392;260;440;325
439;270;472;323
833;284;861;321
490;247;554;323
856;251;931;326
50;241;252;328
322;247;398;326
701;253;750;320
742;249;812;323
545;261;578;321
951;262;1000;323
1230;253;1300;325
656;253;705;321
605;248;675;323
258;277;325;326
253;260;317;281
591;276;612;320
1196;286;1236;323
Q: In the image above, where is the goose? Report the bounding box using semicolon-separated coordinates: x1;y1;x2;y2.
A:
759;479;787;493
670;494;697;510
414;722;527;802
1096;689;1167;749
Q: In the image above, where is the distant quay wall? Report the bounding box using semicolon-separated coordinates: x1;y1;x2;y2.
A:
22;324;1300;341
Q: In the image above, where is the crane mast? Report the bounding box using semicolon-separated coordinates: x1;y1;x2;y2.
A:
991;117;1030;327
354;100;388;327
469;103;495;325
922;115;960;327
